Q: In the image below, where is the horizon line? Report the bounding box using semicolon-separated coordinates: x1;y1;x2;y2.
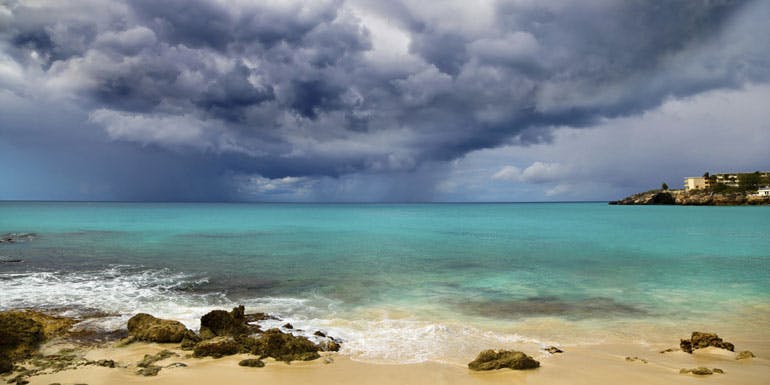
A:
0;199;609;204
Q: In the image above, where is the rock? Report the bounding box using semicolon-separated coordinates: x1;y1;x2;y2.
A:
95;359;116;368
318;339;341;352
648;192;675;205
659;348;678;353
238;358;265;367
180;337;199;351
244;312;273;323
136;365;162;376
544;346;563;354
251;329;320;362
680;367;713;375
625;356;647;363
736;350;755;360
283;323;293;330
165;362;187;368
137;350;175;368
127;314;189;343
1;355;13;373
314;331;327;337
324;357;334;364
115;336;137;347
0;310;75;370
193;337;241;358
680;332;734;353
199;306;255;338
467;350;540;371
712;368;724;374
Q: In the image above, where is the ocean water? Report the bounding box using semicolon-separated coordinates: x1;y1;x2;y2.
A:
1;202;769;363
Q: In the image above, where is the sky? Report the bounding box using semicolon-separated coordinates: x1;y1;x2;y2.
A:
1;0;769;202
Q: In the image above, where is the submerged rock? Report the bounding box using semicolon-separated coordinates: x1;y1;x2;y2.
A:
680;332;734;353
0;233;37;244
467;350;540;371
193;337;241;358
238;358;265;367
127;314;189;343
736;350;755;360
251;329;320;363
199;306;256;339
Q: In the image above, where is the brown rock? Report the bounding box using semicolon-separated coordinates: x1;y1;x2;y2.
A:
680;367;713;375
680;332;734;353
127;314;188;343
238;358;265;367
0;310;75;372
137;350;175;368
468;350;540;371
544;346;563;354
193;337;241;358
736;350;755;360
251;329;320;362
199;306;255;338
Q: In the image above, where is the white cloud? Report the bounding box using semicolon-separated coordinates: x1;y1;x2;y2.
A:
89;109;208;147
493;161;569;183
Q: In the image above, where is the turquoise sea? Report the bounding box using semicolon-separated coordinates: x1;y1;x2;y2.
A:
1;202;769;363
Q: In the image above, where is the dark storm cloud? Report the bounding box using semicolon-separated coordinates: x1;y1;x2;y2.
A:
1;0;768;200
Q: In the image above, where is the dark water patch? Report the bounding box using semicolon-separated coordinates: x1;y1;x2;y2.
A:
455;296;647;319
441;260;486;270
173;230;276;240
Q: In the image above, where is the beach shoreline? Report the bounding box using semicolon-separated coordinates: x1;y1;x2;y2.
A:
10;336;770;385
2;307;769;385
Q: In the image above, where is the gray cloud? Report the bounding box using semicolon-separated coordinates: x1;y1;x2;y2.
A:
1;0;769;201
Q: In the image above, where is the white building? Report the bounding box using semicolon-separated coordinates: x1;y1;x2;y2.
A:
757;187;770;197
684;177;709;191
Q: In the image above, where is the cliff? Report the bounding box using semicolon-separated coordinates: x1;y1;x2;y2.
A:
609;189;770;206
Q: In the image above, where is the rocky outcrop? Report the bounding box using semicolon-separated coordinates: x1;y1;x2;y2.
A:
467;350;540;371
0;310;75;373
611;189;770;206
199;305;258;339
251;329;320;362
127;313;189;343
736;350;755;360
680;332;734;353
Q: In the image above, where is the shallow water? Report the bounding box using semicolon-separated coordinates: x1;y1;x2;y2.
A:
1;202;769;363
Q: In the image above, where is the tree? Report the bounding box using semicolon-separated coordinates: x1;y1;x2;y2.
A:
703;171;710;179
661;182;669;190
738;172;761;191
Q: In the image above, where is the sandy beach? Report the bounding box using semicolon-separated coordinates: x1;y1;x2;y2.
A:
9;334;768;385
